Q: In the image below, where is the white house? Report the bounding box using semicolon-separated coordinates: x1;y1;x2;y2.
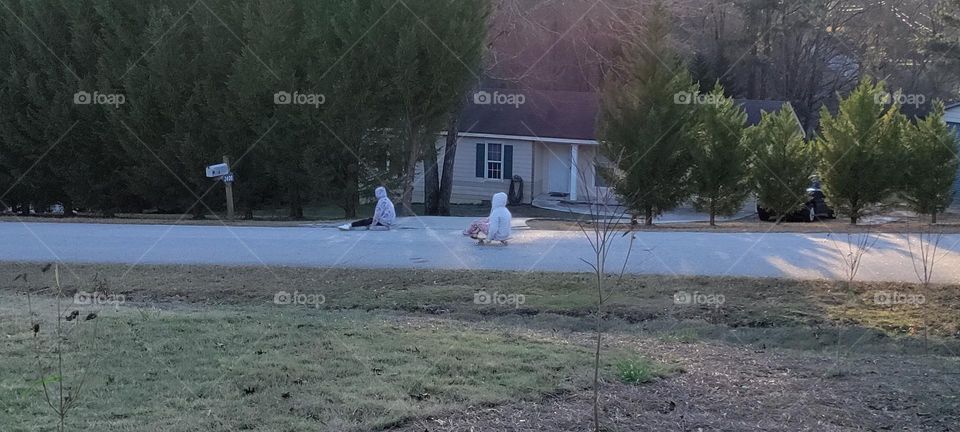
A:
415;89;798;205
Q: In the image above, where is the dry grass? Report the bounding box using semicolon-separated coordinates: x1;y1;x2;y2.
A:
2;263;955;341
1;263;958;431
1;294;668;431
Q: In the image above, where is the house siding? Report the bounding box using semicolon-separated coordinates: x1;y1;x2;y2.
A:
413;136;534;204
950;125;960;208
944;111;960;208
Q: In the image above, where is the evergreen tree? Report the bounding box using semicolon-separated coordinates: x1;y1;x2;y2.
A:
307;0;406;217
376;0;490;215
0;0;102;215
815;78;906;224
902;101;959;224
116;0;245;216
745;107;813;224
597;2;697;225
690;83;750;226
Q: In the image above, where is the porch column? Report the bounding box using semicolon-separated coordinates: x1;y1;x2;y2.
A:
569;144;579;201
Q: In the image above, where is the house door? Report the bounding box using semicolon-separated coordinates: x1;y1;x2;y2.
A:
546;145;570;194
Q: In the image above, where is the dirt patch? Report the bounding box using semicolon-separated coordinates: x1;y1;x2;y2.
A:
393;325;959;431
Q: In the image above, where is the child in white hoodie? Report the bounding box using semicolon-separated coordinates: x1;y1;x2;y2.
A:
466;192;511;242
487;192;512;241
339;186;396;230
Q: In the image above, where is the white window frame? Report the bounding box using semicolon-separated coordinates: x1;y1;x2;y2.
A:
485;143;504;180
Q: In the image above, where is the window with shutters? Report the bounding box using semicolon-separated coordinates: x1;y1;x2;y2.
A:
476;143;513;180
486;143;503;179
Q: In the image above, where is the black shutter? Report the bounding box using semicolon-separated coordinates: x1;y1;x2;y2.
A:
503;145;513;180
476;143;485;178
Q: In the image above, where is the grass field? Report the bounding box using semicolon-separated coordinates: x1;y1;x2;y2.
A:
1;263;958;430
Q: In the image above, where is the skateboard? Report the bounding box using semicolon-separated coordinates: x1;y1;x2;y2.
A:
471;233;509;246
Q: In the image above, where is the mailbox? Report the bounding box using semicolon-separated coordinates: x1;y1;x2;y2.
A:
206;163;229;178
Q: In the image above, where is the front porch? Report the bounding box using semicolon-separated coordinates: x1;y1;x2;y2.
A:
532;141;607;202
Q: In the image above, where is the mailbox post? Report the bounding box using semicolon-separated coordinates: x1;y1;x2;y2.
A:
206;157;235;220
222;156;235;220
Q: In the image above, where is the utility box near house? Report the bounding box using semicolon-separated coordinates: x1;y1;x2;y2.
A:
206;163;230;178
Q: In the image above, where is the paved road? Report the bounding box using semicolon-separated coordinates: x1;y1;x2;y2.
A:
2;219;959;283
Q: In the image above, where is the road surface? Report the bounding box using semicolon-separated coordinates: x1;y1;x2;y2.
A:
1;218;959;283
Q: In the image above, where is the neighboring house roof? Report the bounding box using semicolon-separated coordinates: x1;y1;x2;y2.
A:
458;89;793;143
943;102;960;125
943;101;960;111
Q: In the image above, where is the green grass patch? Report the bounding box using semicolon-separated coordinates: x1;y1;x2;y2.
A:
0;295;663;432
615;358;668;384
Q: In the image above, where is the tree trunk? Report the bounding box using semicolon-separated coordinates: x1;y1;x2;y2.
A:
644;206;654;226
849;199;859;225
399;126;421;216
422;141;440;215
438;110;462;216
191;199;205;220
931;211;938;225
343;163;359;219
592;256;604;432
289;187;304;220
709;200;716;227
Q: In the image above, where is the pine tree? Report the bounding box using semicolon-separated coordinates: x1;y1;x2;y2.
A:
116;0;246;216
597;2;697;225
815;78;906;224
902;101;959;224
376;0;490;215
306;0;407;217
690;83;750;226
745;106;813;224
0;0;101;215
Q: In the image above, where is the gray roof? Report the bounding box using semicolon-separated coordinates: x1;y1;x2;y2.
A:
459;89;790;141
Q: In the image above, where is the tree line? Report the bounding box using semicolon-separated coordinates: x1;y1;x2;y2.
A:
599;4;959;225
0;0;488;218
2;0;957;222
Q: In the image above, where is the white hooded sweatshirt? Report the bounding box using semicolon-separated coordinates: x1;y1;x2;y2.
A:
371;186;396;227
486;192;512;241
